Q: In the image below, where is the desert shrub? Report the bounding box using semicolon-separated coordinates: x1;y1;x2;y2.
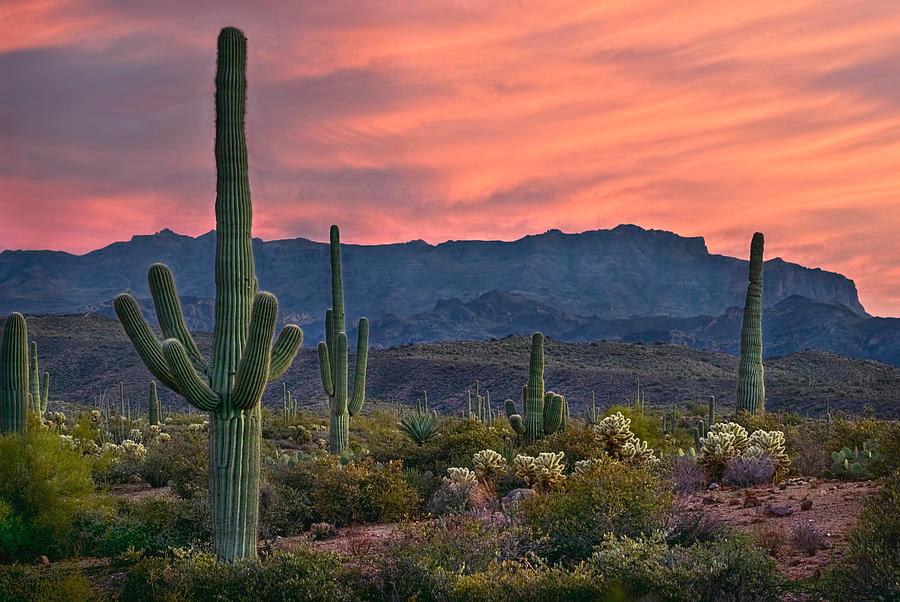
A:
72;495;211;557
870;421;900;477
0;565;97;602
666;510;727;547
450;560;609;601
788;422;829;477
0;429;95;560
723;455;775;487
666;455;707;494
826;416;884;453
427;481;479;516
525;423;603;464
140;428;208;498
258;481;312;540
385;419;508;477
122;548;351;601
361;516;529;600
820;469;900;600
752;523;786;558
793;522;823;556
523;460;672;562
310;456;419;526
590;532;781;602
93;439;148;485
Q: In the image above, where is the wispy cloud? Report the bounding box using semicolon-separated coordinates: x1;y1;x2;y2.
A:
1;0;899;315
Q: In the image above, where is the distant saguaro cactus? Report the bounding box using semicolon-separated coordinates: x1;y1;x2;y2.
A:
737;233;765;414
505;333;566;442
317;225;369;454
148;381;160;427
113;28;303;561
28;341;49;415
0;313;30;433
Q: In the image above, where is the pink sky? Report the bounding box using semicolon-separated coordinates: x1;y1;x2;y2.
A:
1;1;899;316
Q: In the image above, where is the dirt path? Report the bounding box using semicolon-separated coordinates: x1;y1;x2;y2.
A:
681;477;876;580
275;522;406;555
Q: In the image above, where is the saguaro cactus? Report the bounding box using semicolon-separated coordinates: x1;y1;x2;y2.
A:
28;342;49;415
113;28;302;562
148;381;161;427
505;333;566;442
317;225;369;454
737;233;765;414
1;313;30;433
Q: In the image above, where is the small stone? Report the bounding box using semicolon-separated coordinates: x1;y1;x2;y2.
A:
822;540;833;549
800;499;813;511
708;483;720;491
778;483;788;490
766;505;793;517
729;498;740;506
743;495;761;508
37;556;49;566
702;495;716;505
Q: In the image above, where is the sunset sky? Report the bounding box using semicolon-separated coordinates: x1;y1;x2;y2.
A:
1;1;899;316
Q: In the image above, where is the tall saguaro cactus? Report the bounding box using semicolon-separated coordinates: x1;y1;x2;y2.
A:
113;28;303;562
737;233;765;414
1;313;30;433
148;381;160;427
317;225;369;454
505;332;566;443
29;342;49;414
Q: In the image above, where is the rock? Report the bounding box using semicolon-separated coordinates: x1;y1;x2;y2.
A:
702;496;716;505
766;505;794;517
37;556;50;566
800;499;813;511
743;496;762;508
729;498;741;506
708;483;720;491
822;539;833;549
501;488;534;512
778;483;788;490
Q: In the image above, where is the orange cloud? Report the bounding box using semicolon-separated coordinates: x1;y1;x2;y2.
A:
1;1;899;315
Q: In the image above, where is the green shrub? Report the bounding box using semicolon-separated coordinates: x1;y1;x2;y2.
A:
451;560;612;601
140;428;208;498
122;548;351;601
258;481;312;540
311;456;420;526
590;532;782;601
0;429;95;560
525;423;603;464
523;461;672;562
0;564;97;602
820;469;900;600
72;496;211;557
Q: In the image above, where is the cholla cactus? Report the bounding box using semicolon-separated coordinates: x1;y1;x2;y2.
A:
594;412;634;455
573;457;605;476
697;431;740;477
120;439;148;460
748;430;790;481
444;467;478;485
621;437;658;466
473;449;507;480
709;422;750;453
513;452;565;489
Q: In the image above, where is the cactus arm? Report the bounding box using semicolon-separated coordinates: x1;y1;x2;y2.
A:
114;293;183;394
504;398;518;418
509;413;526;435
29;341;41;413
148;263;208;372
348;317;368;416
325;309;335;379
41;371;49;412
268;324;302;380
317;342;335;397
333;332;349;414
232;292;278;410
162;338;220;411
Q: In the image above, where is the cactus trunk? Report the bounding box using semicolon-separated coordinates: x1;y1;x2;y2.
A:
737;233;766;414
149;381;160;426
112;28;302;562
524;333;545;443
0;313;29;434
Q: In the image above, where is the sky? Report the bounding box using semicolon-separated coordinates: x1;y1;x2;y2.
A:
1;1;899;316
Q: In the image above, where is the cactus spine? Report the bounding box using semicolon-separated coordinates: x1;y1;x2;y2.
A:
0;313;30;433
113;28;302;562
148;381;160;426
505;333;566;442
737;232;766;414
28;342;49;415
317;225;369;454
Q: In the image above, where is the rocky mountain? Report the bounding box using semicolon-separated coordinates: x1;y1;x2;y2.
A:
1;224;872;346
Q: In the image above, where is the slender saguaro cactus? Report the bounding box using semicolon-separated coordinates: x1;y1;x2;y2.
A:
317;225;369;454
737;233;765;414
707;395;716;426
1;313;30;434
113;28;303;562
148;381;160;427
28;342;49;414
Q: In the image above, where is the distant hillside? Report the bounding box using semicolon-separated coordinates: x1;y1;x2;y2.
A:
1;225;869;355
21;314;900;419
